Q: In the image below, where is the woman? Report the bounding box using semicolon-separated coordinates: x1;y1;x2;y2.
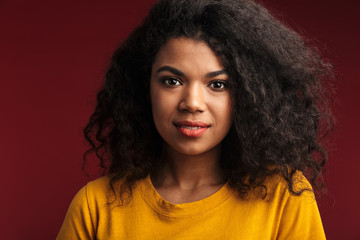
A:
57;0;334;239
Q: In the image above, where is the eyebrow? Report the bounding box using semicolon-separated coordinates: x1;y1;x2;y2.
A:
156;66;185;76
156;66;228;78
205;70;228;78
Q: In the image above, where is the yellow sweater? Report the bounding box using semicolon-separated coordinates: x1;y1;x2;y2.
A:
57;173;326;239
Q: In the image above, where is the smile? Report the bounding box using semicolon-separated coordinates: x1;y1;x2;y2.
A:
174;121;211;138
181;126;202;130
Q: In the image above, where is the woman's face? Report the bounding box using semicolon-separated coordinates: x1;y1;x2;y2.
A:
150;37;232;156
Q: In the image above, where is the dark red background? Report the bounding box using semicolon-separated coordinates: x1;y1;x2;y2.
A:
1;0;359;239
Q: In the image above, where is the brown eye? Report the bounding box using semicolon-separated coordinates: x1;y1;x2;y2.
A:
162;77;182;86
209;81;227;90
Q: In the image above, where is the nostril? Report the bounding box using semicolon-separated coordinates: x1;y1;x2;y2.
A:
178;91;206;113
178;99;206;113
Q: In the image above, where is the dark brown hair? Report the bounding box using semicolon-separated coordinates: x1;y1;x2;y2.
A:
84;0;335;200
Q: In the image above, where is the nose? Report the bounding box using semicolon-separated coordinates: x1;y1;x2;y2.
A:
178;83;207;113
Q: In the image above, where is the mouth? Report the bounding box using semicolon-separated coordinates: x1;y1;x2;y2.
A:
174;121;211;138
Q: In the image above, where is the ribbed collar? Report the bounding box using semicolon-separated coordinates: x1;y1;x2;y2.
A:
138;175;233;218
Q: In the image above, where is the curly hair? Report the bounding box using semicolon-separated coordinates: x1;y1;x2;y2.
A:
84;0;334;201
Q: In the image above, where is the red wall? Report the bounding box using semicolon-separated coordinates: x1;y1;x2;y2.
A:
1;0;358;239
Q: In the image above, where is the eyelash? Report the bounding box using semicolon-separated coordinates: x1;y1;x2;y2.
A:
161;77;182;86
160;77;228;91
209;81;228;91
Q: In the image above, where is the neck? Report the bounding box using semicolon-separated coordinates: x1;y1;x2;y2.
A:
152;143;225;190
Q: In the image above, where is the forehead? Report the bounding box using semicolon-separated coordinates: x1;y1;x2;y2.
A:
152;37;224;72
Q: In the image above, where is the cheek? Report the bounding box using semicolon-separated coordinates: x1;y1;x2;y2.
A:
214;97;232;126
152;103;168;125
150;88;175;126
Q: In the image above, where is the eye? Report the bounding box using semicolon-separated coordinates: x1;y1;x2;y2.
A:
209;81;228;90
162;77;182;86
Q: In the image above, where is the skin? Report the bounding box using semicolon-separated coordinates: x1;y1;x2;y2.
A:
150;37;233;204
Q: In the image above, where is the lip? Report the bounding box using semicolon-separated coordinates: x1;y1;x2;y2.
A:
174;120;211;138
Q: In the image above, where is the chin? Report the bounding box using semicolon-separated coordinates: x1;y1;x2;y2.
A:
168;142;219;157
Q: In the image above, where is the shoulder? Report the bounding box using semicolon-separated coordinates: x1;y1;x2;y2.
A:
263;171;326;239
262;171;320;220
67;175;114;217
56;176;114;240
68;175;112;207
265;170;314;199
69;176;117;219
56;176;108;239
84;175;112;200
242;171;314;202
